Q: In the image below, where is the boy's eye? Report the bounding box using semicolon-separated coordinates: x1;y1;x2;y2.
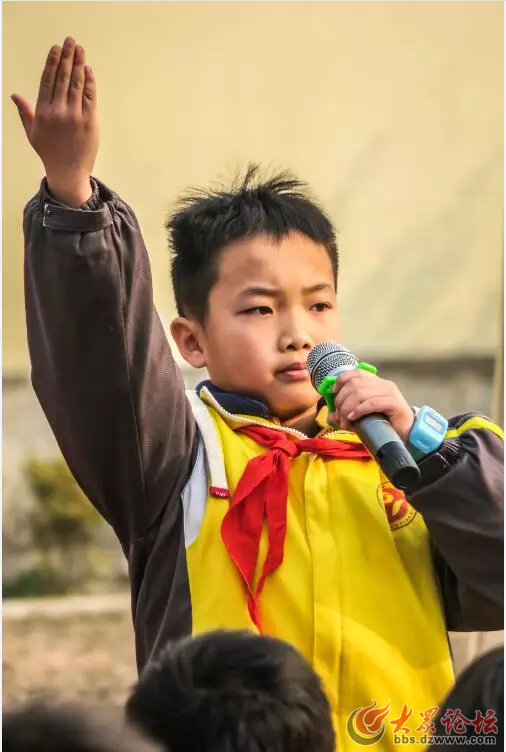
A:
242;306;273;315
311;302;332;312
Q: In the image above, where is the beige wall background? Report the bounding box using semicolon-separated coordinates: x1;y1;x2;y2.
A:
3;1;503;376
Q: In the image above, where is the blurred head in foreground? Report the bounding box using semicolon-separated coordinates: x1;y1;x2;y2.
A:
126;629;335;752
3;701;159;752
429;646;503;751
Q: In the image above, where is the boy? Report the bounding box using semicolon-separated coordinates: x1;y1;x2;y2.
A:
126;629;336;752
13;38;503;750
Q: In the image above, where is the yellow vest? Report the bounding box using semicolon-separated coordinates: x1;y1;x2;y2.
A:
185;387;454;750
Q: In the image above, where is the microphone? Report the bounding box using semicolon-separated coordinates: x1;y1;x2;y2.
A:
306;341;421;492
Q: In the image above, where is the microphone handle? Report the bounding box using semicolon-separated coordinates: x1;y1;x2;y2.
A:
352;413;421;492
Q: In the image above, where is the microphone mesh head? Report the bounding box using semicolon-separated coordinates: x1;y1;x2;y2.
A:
306;341;358;390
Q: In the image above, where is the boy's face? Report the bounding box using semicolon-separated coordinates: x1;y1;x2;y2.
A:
173;232;340;423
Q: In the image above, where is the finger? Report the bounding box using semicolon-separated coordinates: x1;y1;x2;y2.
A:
332;369;366;394
53;37;76;103
326;410;352;432
10;94;35;136
36;45;62;107
338;392;367;421
68;44;86;108
339;416;354;432
333;381;369;413
348;396;395;422
83;65;96;111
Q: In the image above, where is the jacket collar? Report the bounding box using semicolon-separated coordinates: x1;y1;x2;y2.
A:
196;379;328;423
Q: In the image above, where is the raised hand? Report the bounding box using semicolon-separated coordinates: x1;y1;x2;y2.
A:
11;37;99;207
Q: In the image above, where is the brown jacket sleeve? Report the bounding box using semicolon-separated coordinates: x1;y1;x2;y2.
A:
408;414;504;632
24;178;197;548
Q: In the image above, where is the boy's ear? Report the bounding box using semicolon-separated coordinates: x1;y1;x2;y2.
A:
170;317;207;369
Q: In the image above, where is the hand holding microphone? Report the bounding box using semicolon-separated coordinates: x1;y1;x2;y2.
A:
307;342;422;492
330;366;414;442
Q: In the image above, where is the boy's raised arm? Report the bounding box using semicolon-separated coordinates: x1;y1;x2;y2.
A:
14;39;197;547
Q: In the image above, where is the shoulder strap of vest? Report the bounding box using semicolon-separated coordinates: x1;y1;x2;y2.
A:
186;390;229;495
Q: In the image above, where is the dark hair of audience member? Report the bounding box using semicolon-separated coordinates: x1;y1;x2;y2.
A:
429;646;503;750
126;629;336;752
3;701;160;752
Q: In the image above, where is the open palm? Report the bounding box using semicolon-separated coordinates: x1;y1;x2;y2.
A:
11;37;99;206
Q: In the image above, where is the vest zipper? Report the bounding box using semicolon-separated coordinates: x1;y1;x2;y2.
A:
200;386;359;443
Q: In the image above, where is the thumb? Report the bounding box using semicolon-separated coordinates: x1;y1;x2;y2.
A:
10;94;35;137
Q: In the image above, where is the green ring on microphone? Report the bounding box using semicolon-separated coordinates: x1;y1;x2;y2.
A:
357;361;377;375
317;361;378;422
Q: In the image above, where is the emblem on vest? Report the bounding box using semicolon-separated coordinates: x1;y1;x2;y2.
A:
378;481;417;530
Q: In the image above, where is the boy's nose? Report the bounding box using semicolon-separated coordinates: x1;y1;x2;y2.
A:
279;331;312;352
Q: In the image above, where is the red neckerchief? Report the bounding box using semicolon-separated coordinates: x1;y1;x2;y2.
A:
221;423;371;630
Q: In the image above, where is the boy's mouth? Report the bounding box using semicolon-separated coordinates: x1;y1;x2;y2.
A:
276;362;310;381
